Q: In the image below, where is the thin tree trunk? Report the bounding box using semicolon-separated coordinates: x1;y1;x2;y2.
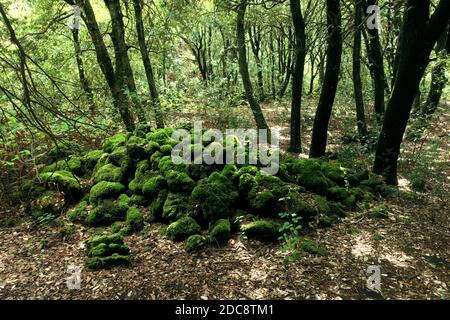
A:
288;0;306;153
236;0;269;130
353;0;368;144
132;0;164;128
309;0;342;157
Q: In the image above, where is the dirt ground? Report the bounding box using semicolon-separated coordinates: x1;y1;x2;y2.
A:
0;101;448;300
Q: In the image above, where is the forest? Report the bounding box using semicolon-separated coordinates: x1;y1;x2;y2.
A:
0;0;448;301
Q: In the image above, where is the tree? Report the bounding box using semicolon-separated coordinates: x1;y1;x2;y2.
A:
373;0;450;184
352;0;368;144
132;0;165;128
236;0;269;131
309;0;342;157
288;0;306;153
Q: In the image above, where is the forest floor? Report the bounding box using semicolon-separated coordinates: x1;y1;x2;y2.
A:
0;100;448;300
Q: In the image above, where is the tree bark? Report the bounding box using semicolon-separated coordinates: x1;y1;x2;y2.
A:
288;0;306;153
132;0;164;128
373;0;450;184
236;0;269;130
353;0;368;144
309;0;342;157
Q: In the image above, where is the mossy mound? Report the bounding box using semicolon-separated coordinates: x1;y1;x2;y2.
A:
209;219;231;246
89;181;125;204
85;199;128;227
124;208;144;235
85;234;130;270
240;220;282;241
166;216;201;241
162;193;191;222
184;234;205;253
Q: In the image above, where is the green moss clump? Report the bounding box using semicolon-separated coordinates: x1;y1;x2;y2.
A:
146;128;175;145
209;219;231;245
159;144;173;155
111;221;123;233
158;155;186;175
86;254;130;270
166;216;201;241
44;156;84;176
147;190;168;222
48;141;83;162
102;133;127;153
292;159;329;195
150;151;163;170
129;194;147;206
126;136;148;160
118;193;131;207
93;163;123;183
348;169;369;186
85;200;128;227
191;173;239;222
240;220;281;241
300;239;326;256
89;181;125;204
67;200;88;223
128;160;153;194
39;170;81;198
360;175;384;189
221;164;238;179
84;150;104;170
238;173;256;194
321;161;347;186
142;175;166;199
162;193;191;222
124;208;144;234
184;234;205;253
327;186;350;202
166;170;195;193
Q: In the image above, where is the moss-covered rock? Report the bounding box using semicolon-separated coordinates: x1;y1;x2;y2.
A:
321;161;347;186
86;253;130;270
147;190;168;222
240;220;281;241
348;169;369;186
39;170;82;199
83;150;104;170
142;175;167;199
126;136;148;160
166;216;201;241
292;159;329;195
92;163;123;183
221;164;238;179
247;175;289;215
31;190;65;218
89;181;125;204
85;200;128;226
146;128;175;145
124;208;144;234
129;194;148;206
159;144;173;155
67;200;88;223
191;173;239;222
184;234;205;253
102;133;127;153
165;170;195;193
162;193;191;222
238;173;256;195
44;156;84;176
209;219;231;245
300;239;326;255
48;141;83;163
128;160;153;194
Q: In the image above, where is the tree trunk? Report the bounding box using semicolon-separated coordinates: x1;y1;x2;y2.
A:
236;0;269;130
132;0;164;128
70;0;134;131
373;0;450;184
309;0;342;157
288;0;306;153
104;0;146;124
71;28;95;111
353;0;368;144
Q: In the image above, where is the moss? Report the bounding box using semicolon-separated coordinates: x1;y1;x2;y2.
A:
314;195;331;215
85;200;128;226
360;175;384;188
159;144;173;155
348;169;369;186
166;216;201;241
191;173;239;222
109;146;134;178
31;190;65;218
319;215;339;228
84;150;104;170
39;170;81;198
166;170;195;193
239;173;256;194
133;123;152;137
329;202;346;217
142;175;167;199
146;128;175;145
292;159;329;194
250;191;277;212
118;193;131;207
86;233;125;251
234;165;259;179
146;141;160;157
282;189;317;219
240;220;281;241
48;141;83;162
300;239;326;256
67;200;88;223
184;234;205;253
111;221;123;233
129;194;148;206
247;175;290;215
128;160;153;194
148;190;168;222
158;155;186;175
44;156;84;176
162;193;191;222
221;164;238;179
150;151;163;170
209;219;231;245
370;204;389;219
93;163;123;183
126;136;148;160
102;133;127;153
327;186;350;202
321;161;347;186
86;254;130;270
187;163;214;181
124;208;144;234
89;181;125;204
